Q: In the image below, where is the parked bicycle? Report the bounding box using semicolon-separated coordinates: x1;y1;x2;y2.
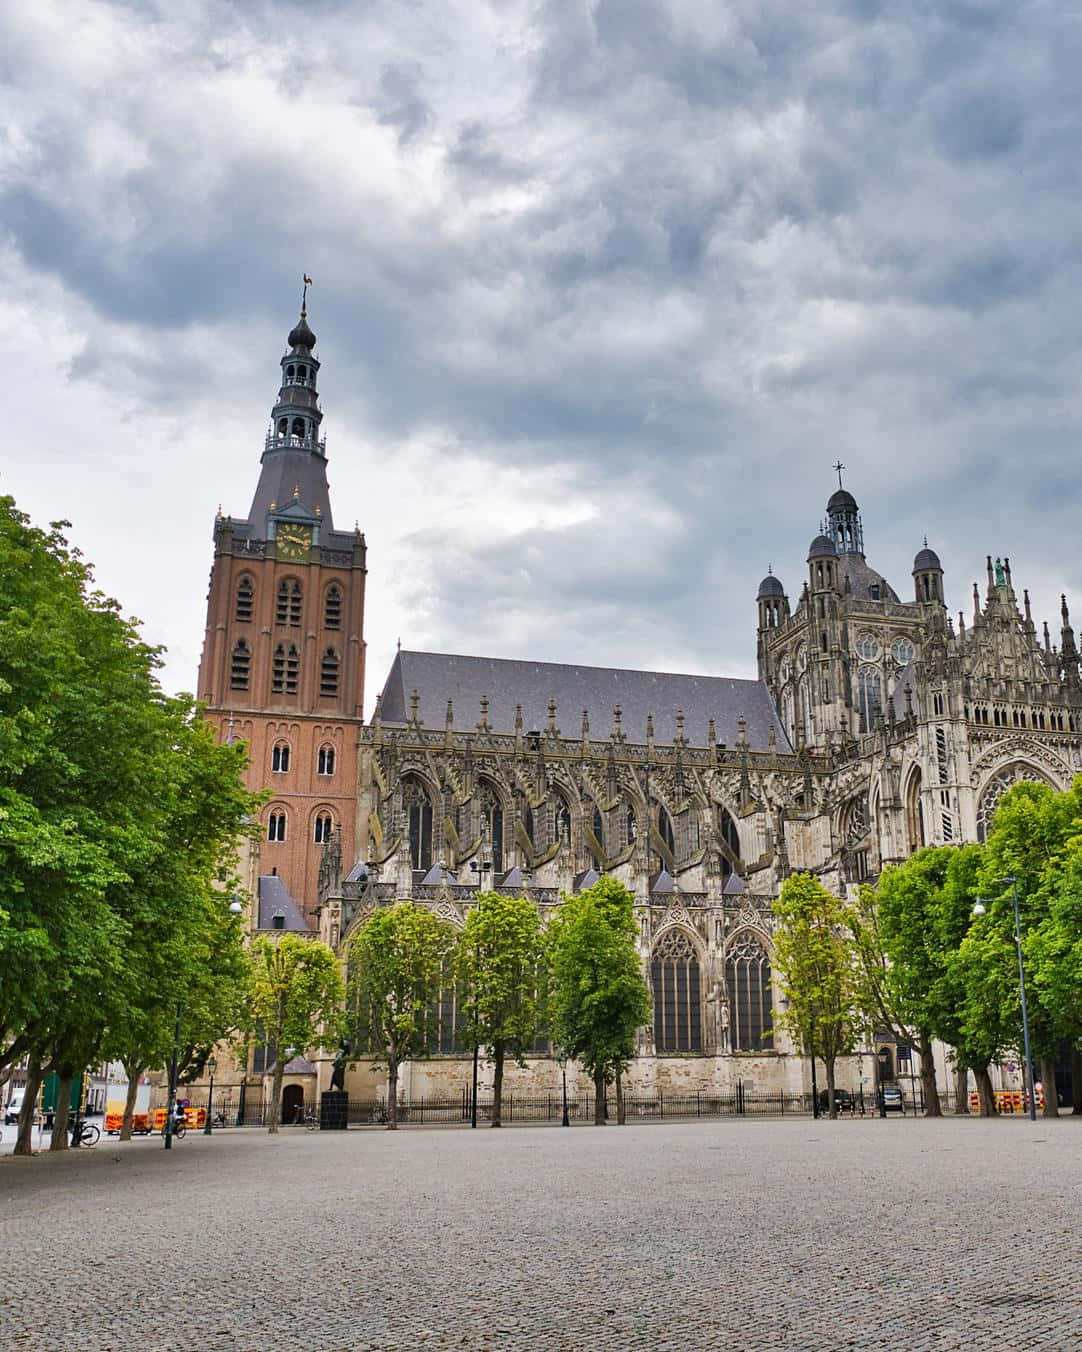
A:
70;1116;101;1148
292;1105;319;1130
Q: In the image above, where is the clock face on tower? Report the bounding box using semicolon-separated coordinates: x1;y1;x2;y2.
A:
276;525;313;560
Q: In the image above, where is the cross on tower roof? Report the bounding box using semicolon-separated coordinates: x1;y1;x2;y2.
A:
833;460;846;488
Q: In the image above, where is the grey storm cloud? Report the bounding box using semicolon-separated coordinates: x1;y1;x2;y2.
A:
3;0;1082;699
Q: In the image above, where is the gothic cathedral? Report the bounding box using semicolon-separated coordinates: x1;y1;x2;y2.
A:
201;308;1082;1100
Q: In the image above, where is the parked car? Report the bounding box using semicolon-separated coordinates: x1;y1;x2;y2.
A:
4;1088;26;1124
881;1086;905;1113
817;1088;855;1113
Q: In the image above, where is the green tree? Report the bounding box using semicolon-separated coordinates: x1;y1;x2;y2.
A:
346;902;455;1128
244;934;344;1133
772;873;861;1118
547;876;650;1125
456;890;544;1127
855;845;990;1117
0;498;258;1154
971;778;1082;1117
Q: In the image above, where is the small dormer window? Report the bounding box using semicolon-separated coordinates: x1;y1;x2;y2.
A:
271;910;285;930
869;583;880;601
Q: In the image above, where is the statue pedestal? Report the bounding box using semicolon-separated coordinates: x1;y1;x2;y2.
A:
320;1090;348;1130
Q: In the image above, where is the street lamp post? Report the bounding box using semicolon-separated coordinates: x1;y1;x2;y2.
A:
974;875;1036;1123
164;1001;183;1151
469;856;491;1129
203;1057;218;1135
557;1051;570;1127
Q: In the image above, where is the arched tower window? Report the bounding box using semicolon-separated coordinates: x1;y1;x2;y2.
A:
276;580;302;627
278;417;288;436
857;665;882;733
320;648;340;697
314;812;333;844
403;777;434;871
272;643;300;696
652;930;701;1052
324;584;342;630
291;417;305;438
235;576;254;623
267;811;287;842
230;639;250;691
725;934;773;1052
271;741;290;773
317;744;335;776
286;365;295;380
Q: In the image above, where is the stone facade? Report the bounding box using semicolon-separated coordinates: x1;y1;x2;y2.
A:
200;313;1082;1106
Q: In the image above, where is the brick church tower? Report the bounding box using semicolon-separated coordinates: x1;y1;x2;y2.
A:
197;298;366;924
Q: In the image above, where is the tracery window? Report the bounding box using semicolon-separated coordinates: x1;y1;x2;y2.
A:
320;648;340;697
843;794;867;842
425;959;467;1054
230;639;250;691
317;744;335;776
324;584;342;631
235;576;254;622
905;768;925;853
276;579;302;627
403;777;434;871
725;934;773;1052
976;765;1049;843
267;811;287;842
652;930;701;1052
271;741;290;773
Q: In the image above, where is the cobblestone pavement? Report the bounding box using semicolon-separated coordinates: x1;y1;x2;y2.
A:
2;1116;1080;1350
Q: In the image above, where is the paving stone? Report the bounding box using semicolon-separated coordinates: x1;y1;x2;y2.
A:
2;1117;1080;1349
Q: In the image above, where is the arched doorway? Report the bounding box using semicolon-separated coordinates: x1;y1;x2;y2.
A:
282;1083;305;1125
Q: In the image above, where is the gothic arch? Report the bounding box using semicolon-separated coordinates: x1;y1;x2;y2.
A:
975;762;1055;843
477;775;507;874
651;927;703;1053
401;772;436;871
723;928;774;1053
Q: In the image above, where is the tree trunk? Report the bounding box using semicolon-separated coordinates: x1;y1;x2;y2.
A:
615;1071;625;1125
824;1057;837;1119
49;1073;74;1150
593;1070;606;1125
14;1057;43;1156
1039;1055;1059;1118
974;1063;998;1116
952;1060;969;1114
491;1041;504;1127
120;1065;143;1142
268;1062;284;1134
918;1033;942;1117
387;1061;398;1130
1071;1046;1082;1115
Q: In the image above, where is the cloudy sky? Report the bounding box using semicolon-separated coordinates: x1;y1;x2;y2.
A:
4;0;1082;708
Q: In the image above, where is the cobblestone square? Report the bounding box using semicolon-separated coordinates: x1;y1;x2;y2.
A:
2;1117;1080;1350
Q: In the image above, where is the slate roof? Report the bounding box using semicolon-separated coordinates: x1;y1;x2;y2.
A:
247;445;335;530
378;651;790;751
840;555;900;604
257;874;310;932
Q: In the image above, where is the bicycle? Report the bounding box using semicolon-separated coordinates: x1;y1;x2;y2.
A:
292;1105;319;1130
70;1117;101;1148
162;1118;187;1140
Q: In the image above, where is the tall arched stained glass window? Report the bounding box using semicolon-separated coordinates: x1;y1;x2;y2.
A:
652;930;701;1052
725;934;773;1052
857;665;882;733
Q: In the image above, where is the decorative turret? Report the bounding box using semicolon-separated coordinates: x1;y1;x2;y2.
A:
1061;595;1079;686
757;569;788;630
825;473;864;555
912;540;944;605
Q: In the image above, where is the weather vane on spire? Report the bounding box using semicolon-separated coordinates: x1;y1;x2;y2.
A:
301;273;313;314
833;460;846;489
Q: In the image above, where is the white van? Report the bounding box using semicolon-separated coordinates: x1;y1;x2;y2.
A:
4;1087;25;1124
